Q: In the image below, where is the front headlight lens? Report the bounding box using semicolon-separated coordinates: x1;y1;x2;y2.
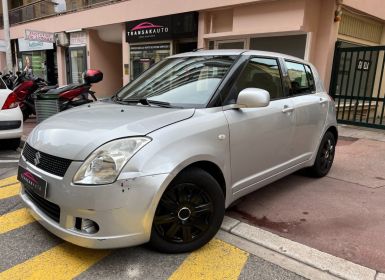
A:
73;137;151;185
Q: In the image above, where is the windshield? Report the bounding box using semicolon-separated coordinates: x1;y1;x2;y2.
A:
115;55;237;108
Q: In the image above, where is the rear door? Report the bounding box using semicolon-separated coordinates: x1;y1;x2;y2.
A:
223;56;297;193
284;60;328;162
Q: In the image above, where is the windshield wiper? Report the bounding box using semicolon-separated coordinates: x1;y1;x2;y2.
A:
113;96;180;108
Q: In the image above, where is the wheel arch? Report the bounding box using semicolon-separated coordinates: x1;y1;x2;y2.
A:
326;125;338;144
178;161;227;199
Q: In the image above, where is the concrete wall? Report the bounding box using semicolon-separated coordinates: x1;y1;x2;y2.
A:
343;0;385;21
87;30;122;97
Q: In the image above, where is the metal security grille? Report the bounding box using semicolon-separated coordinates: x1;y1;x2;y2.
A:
22;143;72;177
330;43;385;129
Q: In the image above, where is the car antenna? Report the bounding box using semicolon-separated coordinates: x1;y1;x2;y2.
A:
192;48;205;52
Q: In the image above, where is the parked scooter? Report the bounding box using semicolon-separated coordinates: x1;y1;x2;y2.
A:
10;71;48;121
1;71;19;89
33;70;102;122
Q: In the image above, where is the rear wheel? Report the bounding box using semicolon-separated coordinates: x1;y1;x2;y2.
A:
150;167;224;253
308;131;335;177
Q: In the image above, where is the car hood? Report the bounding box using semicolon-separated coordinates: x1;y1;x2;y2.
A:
27;101;195;160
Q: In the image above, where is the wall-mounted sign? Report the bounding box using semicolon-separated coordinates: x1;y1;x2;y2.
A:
18;38;54;52
126;12;198;43
25;29;55;43
130;43;170;52
70;32;87;45
357;59;370;71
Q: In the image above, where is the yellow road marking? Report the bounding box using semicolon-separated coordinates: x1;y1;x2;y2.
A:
0;243;110;280
169;239;249;280
0;175;18;188
0;183;20;200
0;208;35;234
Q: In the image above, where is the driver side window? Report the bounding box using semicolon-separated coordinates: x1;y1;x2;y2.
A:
226;57;284;104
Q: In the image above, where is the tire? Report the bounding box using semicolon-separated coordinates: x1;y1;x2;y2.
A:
2;138;21;150
308;131;336;177
21;107;30;121
150;167;225;253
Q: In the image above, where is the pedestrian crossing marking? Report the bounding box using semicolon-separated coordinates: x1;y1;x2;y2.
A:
0;175;18;188
0;183;20;200
168;238;249;280
0;208;35;234
0;242;110;280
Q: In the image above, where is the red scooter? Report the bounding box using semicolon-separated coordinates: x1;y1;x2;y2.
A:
11;71;48;120
33;70;103;122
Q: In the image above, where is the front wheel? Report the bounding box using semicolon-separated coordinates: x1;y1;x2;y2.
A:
308;131;336;177
150;167;225;253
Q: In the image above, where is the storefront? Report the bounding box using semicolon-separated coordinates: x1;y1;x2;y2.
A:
125;12;198;80
16;38;58;85
66;31;88;84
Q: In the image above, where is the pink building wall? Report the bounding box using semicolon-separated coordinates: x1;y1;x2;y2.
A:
87;30;122;97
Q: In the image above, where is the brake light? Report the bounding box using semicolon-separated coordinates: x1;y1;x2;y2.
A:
1;92;19;110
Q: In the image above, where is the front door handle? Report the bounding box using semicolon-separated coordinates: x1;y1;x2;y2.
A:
282;105;294;113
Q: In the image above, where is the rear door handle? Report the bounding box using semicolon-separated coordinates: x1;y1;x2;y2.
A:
282;105;294;113
319;98;328;104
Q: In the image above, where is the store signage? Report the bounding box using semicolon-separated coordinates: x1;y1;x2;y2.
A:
130;43;170;51
18;38;54;52
25;29;55;43
126;12;198;43
70;32;87;45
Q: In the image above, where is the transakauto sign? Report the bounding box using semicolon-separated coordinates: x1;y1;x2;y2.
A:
125;12;198;43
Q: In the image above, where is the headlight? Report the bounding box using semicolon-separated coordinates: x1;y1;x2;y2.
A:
73;137;151;185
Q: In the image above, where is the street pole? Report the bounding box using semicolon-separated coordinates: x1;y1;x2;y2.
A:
1;0;13;72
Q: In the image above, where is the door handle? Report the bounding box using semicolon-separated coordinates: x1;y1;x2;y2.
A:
282;105;294;113
319;98;328;104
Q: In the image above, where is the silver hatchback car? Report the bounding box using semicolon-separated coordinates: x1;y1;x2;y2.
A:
18;50;337;253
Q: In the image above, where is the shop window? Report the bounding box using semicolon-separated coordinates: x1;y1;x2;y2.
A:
226;57;284;104
286;61;315;95
250;35;307;59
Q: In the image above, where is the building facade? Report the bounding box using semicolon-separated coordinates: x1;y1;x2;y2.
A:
0;0;384;98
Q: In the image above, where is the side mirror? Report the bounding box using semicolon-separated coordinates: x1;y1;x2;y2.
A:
237;88;270;108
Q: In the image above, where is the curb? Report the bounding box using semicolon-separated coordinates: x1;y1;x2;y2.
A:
221;216;382;280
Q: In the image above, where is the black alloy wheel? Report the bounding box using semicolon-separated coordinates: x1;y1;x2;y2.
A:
150;167;224;253
308;131;336;177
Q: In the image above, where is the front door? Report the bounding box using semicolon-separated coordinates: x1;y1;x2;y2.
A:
223;57;296;193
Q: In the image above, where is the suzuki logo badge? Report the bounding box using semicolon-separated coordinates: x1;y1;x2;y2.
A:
34;151;41;165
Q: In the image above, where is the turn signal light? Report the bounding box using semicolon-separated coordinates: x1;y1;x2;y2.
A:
1;92;18;110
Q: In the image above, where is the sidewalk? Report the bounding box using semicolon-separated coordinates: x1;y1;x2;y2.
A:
226;125;385;277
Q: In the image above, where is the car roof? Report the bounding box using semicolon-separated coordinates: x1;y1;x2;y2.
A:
169;49;310;64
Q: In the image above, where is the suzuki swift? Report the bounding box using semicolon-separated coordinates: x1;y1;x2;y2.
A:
18;50;337;253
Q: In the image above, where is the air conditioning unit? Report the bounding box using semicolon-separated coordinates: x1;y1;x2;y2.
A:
55;32;70;47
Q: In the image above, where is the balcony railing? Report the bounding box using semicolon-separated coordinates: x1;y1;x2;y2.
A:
0;0;126;28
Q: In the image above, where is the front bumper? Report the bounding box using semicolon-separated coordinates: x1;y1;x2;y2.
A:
18;156;170;249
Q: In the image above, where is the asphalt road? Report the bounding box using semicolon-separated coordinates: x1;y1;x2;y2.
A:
0;147;305;280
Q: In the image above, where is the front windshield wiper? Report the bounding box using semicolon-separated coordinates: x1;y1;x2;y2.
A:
112;96;179;108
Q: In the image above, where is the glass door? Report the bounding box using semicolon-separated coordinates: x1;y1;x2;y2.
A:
67;47;87;84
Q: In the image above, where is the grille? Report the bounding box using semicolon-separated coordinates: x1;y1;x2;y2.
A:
23;143;72;177
25;187;60;223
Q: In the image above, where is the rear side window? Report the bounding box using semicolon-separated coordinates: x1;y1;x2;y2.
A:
231;57;284;101
285;61;315;95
